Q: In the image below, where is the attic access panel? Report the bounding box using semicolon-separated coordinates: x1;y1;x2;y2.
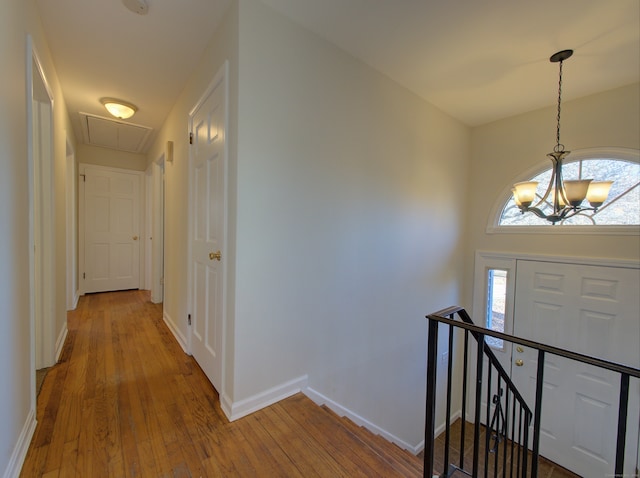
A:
80;112;152;153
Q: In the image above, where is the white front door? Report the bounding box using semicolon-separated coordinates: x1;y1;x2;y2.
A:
189;62;227;391
81;165;142;293
512;260;640;477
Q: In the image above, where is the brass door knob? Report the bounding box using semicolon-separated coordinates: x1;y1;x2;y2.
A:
209;251;221;261
516;346;524;353
133;235;139;241
515;359;524;367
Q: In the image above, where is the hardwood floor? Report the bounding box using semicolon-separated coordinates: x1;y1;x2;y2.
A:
20;290;423;477
429;420;580;478
20;290;580;478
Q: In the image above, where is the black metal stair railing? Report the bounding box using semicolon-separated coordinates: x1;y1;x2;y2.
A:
424;306;533;478
423;306;640;478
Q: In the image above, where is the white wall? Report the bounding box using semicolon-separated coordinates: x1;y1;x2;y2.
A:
465;83;640;312
234;0;469;448
148;0;468;450
0;0;75;475
77;143;147;171
0;2;33;473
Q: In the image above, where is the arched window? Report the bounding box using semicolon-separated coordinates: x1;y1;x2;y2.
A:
492;148;640;231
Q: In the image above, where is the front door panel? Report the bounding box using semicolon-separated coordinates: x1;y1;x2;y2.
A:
513;260;639;477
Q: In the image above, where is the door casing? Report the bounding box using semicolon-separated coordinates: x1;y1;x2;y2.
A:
470;251;640;475
78;164;145;295
28;37;56;381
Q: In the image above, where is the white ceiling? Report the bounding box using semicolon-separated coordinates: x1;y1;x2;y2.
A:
36;0;639;153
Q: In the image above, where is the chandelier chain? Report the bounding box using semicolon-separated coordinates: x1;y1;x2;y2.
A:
554;60;564;153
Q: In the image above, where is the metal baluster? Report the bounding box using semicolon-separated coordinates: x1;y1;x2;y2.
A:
460;330;469;470
424;319;438;478
493;376;501;478
485;363;492;478
614;373;630;477
444;321;454;474
521;407;528;478
503;385;509;477
473;333;485;478
510;398;517;478
531;350;545;477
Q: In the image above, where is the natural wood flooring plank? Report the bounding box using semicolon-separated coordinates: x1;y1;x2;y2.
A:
21;290;424;478
76;396;95;478
252;407;325;477
233;414;301;477
19;442;49;477
58;439;79;477
282;394;408;477
263;404;343;477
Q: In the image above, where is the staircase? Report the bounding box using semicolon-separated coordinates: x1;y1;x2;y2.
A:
424;306;640;478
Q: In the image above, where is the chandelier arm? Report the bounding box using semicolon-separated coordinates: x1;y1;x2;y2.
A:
553;155;572;213
553;156;564;214
525;166;557;211
558;206;597;223
560;212;596;226
522;206;564;224
521;203;598;225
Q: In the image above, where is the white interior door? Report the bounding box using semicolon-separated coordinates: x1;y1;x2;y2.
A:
512;260;640;477
81;165;142;293
189;62;227;391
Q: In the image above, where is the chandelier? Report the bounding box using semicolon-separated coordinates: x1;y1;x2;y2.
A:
511;49;613;224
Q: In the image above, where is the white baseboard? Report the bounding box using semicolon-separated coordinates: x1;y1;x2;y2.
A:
224;375;309;422
304;386;421;454
220;392;234;420
55;322;68;362
412;409;463;455
163;310;188;353
2;408;36;478
66;291;79;312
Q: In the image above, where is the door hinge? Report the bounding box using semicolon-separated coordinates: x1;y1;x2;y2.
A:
188;314;191;326
79;174;86;182
189;132;193;145
83;272;86;279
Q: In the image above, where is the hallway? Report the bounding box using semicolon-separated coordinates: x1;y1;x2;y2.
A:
20;291;423;477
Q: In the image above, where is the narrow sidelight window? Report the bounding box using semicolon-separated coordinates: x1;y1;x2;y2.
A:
486;269;507;350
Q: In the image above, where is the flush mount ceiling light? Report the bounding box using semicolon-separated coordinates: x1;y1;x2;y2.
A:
122;0;148;15
100;98;138;119
511;49;613;224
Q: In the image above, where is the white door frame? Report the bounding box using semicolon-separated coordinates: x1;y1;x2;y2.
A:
187;60;229;393
27;36;56;382
145;167;153;291
65;136;78;310
78;164;145;295
147;155;165;303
